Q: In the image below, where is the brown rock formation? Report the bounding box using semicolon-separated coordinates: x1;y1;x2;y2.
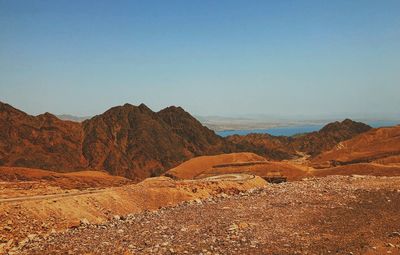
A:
0;102;233;180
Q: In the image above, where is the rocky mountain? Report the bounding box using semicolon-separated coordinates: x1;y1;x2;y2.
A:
0;101;376;180
158;106;234;155
0;102;88;171
226;133;296;160
0;102;233;180
226;119;372;160
291;119;372;156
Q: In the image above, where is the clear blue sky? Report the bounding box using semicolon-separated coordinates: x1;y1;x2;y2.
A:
1;0;399;119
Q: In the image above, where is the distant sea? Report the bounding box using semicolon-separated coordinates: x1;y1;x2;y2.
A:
216;120;400;137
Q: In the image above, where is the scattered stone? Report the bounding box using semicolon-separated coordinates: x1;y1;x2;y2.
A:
27;234;37;241
79;218;90;225
228;223;238;231
3;226;12;231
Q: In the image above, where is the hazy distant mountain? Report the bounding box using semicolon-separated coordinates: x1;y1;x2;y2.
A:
197;115;329;131
56;114;90;122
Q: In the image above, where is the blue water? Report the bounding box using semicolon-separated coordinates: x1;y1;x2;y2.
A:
216;120;400;137
217;124;324;137
367;120;399;128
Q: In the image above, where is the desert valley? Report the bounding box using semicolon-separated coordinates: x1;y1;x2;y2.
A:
0;101;400;254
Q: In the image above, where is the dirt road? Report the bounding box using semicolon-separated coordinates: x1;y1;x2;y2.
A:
0;189;105;203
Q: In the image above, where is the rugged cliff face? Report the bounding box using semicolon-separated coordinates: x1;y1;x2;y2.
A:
0;102;233;180
226;119;372;160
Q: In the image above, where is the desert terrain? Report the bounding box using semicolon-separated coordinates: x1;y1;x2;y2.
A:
4;176;400;255
1;102;400;254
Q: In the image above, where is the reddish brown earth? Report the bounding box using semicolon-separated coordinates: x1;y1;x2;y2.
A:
227;119;372;160
0;102;233;180
166;152;310;181
312;125;400;168
313;163;400;178
10;176;400;255
0;174;266;253
0;167;131;192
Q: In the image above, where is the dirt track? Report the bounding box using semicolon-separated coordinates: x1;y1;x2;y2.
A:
15;176;400;255
0;189;105;203
199;173;256;182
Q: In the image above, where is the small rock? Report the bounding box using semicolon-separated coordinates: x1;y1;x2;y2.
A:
221;193;229;198
27;234;37;241
80;218;90;225
228;223;238;231
238;222;249;229
389;232;400;237
113;215;121;221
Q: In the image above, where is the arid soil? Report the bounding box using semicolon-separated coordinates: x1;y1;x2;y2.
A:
7;175;400;255
166;153;310;181
312;125;400;167
0;167;131;195
313;163;400;178
0;174;266;254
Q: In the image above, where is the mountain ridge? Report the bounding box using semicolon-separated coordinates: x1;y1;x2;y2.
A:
0;101;233;180
0;101;376;180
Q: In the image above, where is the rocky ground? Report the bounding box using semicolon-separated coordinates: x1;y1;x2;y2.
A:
4;175;400;255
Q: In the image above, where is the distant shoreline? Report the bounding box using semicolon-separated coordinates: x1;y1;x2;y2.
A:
215;120;400;137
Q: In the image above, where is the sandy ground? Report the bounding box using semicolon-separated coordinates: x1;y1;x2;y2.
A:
10;175;400;255
0;174;267;254
166;153;310;181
